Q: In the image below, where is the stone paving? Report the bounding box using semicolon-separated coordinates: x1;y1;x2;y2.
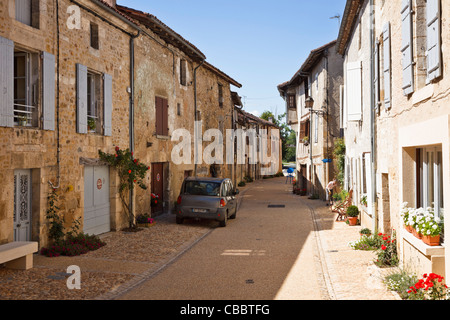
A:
0;179;400;300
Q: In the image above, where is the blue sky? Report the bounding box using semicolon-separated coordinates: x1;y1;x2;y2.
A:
119;0;347;118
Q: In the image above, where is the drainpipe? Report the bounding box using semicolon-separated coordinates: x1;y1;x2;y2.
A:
194;60;205;177
129;30;140;222
49;0;61;190
369;0;378;233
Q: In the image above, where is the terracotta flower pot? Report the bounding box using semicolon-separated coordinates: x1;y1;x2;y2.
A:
422;235;440;246
348;217;358;226
404;225;413;233
412;228;423;239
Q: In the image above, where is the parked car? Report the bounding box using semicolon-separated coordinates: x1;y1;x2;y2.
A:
176;177;239;227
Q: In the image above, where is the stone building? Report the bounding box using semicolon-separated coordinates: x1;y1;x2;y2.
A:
116;5;242;217
0;0;140;247
278;40;344;200
0;0;243;249
337;0;449;278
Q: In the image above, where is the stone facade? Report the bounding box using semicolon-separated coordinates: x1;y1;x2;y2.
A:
0;0;136;247
337;0;450;279
0;0;244;249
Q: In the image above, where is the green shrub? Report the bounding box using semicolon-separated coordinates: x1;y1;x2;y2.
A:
40;233;106;258
347;205;360;217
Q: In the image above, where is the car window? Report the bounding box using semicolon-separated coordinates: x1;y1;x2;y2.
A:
184;181;221;196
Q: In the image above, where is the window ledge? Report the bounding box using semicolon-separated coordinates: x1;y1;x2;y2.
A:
156;135;170;140
402;228;445;257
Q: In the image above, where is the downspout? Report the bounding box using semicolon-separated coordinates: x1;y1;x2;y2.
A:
129;30;140;222
194;60;205;177
370;0;378;233
49;0;61;190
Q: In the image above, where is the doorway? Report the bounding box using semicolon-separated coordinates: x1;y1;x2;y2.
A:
14;170;32;242
152;163;165;216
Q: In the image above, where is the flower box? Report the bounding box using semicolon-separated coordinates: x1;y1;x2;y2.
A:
422;235;440;247
138;222;156;228
404;225;413;233
412;228;423;239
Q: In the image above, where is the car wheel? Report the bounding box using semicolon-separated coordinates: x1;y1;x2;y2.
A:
176;217;184;224
230;205;237;219
219;212;227;227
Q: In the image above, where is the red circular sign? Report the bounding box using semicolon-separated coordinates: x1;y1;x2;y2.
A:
97;179;103;190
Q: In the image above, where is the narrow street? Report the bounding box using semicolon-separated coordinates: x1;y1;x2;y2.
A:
117;177;329;300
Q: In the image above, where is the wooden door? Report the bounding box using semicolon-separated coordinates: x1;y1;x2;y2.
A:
152;163;164;215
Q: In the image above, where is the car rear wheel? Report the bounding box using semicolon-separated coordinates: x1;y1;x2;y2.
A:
176;217;184;224
219;212;227;227
230;205;237;219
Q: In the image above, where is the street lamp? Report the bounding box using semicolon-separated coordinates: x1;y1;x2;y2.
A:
305;96;315;110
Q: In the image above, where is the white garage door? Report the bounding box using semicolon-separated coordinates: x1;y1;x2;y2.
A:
84;166;110;236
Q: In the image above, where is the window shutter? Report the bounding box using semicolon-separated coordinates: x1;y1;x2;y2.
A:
42;51;55;131
339;85;346;128
383;22;392;110
15;0;32;26
103;73;112;136
346;61;362;121
0;36;14;128
300;121;306;140
155;96;162;135
162;98;169;136
427;0;442;81
374;40;380;110
401;0;414;95
76;63;88;134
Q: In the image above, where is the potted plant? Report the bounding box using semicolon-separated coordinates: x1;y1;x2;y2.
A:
416;210;443;246
346;205;359;226
17;115;28;127
302;136;310;146
136;214;156;228
400;203;414;233
360;195;367;207
88;118;96;132
360;228;372;237
151;193;159;207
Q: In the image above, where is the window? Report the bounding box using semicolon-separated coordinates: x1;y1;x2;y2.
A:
155;96;169;136
218;84;224;108
416;147;444;219
180;59;187;86
14;50;39;127
287;94;296;109
87;72;103;134
76;64;112;136
90;22;99;50
314;113;318;144
15;0;39;29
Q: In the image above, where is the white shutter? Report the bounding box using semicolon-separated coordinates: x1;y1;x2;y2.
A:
383;22;392;110
103;73;112;136
364;153;372;215
427;0;442;81
42;51;55;131
374;40;380;111
0;36;14;128
401;0;414;95
339;85;345;129
76;63;88;134
346;61;362;121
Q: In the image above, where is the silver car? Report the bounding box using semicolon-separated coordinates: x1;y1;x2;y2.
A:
176;177;239;227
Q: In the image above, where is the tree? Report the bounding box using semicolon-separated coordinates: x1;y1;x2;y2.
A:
260;111;295;162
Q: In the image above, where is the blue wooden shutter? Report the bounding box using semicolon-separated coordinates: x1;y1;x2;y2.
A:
76;63;87;134
401;0;414;95
383;22;391;110
42;51;55;131
103;73;112;136
427;0;442;81
0;36;14;128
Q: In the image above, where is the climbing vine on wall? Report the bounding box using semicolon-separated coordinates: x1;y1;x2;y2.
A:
99;147;150;229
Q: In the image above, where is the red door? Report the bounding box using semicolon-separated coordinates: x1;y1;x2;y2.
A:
152;163;164;216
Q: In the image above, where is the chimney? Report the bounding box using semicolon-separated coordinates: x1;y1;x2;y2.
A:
102;0;116;7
